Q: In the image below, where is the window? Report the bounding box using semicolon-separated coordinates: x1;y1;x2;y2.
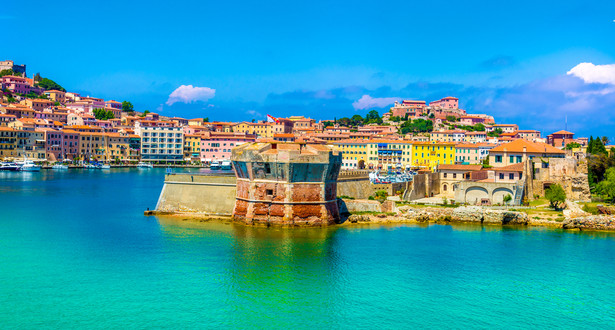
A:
443;173;447;178
510;156;514;163
495;155;502;163
453;173;457;179
517;156;522;163
509;173;514;180
499;173;504;179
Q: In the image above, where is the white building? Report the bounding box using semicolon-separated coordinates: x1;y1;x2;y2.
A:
135;124;184;162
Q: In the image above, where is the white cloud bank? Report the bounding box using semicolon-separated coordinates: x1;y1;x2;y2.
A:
352;95;400;110
166;85;215;106
567;62;615;85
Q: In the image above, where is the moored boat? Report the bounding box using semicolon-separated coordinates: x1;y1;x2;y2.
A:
137;162;153;169
210;160;221;170
0;162;20;171
20;159;41;172
221;160;232;170
52;164;69;170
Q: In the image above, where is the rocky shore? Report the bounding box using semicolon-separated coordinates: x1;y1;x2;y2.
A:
343;204;615;231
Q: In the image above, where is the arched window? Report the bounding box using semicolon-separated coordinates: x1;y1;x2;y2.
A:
443;184;448;191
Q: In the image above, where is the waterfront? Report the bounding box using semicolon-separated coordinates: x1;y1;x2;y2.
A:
1;169;615;328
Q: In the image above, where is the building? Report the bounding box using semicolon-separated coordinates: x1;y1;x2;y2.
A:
232;122;274;138
44;90;66;104
105;100;122;110
135;125;184;163
430;130;465;143
2;75;32;94
547;130;574;148
436;164;483;197
490;124;519;133
411;142;456;171
488;139;566;168
429;96;459;109
21;99;54;112
390;100;427;118
231;142;342;226
184;134;201;161
199;132;256;162
0;60;26;76
517;130;541;141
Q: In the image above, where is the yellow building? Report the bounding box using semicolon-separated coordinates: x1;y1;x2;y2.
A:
104;133;132;162
332;139;370;169
232;122;274;138
44;90;66;104
184;134;201;160
412;142;456;171
333;139;414;170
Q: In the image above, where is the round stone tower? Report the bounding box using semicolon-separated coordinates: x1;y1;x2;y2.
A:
231;142;342;226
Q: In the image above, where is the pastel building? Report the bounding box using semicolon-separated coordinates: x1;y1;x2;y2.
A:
412;142;456;170
199;132;256;162
429;96;459;109
390;100;427;118
488;139;565;168
135;125;184;163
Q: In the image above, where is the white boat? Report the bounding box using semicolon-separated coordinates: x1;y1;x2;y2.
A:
0;162;20;171
52;164;69;170
137;162;153;169
221;160;232;170
210;160;221;170
84;163;97;169
20;159;41;172
100;164;111;169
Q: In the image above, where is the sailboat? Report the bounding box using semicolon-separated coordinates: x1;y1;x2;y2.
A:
19;150;41;172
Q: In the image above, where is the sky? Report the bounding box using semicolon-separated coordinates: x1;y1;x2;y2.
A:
3;0;615;138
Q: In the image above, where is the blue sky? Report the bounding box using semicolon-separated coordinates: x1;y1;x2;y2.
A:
3;0;615;138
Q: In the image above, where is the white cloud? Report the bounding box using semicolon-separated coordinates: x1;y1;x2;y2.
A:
352;95;400;110
166;85;215;106
567;62;615;85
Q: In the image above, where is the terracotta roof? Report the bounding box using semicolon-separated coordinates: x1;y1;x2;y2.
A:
489;139;565;154
493;163;524;172
551;130;574;135
437;164;483;171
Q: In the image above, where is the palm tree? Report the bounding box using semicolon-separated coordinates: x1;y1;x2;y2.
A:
602;136;610;146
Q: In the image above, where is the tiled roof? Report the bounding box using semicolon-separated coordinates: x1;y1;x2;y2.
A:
437;164;483;171
490;139;565;154
493;163;525;172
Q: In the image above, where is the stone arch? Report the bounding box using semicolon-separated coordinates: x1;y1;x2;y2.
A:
465;186;489;205
492;187;514;204
442;183;448;192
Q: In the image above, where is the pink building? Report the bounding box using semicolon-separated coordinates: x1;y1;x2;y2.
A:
2;75;32;94
429;96;459;109
199;132;257;162
390;100;427;118
43;129;80;161
459;115;487;125
105;100;122;110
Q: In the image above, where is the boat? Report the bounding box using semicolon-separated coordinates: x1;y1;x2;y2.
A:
100;164;111;169
210;160;221;170
137;162;153;169
20;159;41;172
221;160;232;170
84;163;97;169
52;164;69;170
0;162;20;171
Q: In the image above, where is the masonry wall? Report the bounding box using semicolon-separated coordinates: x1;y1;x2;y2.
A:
156;174;237;216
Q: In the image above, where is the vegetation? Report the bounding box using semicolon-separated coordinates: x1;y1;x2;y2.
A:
122;101;134;112
503;194;512;204
545;184;566;210
399;118;433;134
587;135;615;190
0;69;20;77
455;123;485;132
595;168;615;203
93;108;115;120
564;142;581;150
35;77;66;92
487;128;503;137
446;115;457;122
364;110;383;124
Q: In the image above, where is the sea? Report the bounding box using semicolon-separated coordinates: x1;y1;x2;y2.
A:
1;168;614;328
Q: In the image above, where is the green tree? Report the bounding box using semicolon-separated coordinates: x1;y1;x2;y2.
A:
503;194;512;204
602;136;610;146
588;136;595;154
564;142;581;150
473;123;485;131
34;72;42;82
350;114;364;126
93;108;115;120
487;128;503;137
399;118;433;134
596;168;615;202
545;184;566;209
36;77;66;92
0;69;16;77
364;110;382;124
121;101;134;112
446;115;457;122
203;117;210;123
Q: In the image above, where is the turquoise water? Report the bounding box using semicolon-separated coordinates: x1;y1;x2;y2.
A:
1;169;615;328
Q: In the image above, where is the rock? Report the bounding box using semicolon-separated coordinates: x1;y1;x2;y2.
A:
563;215;615;231
381;200;397;213
348;214;371;223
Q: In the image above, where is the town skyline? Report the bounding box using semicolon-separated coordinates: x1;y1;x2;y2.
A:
3;0;615;137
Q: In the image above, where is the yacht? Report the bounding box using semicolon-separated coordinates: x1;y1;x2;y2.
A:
100;164;111;169
52;164;69;170
84;163;97;169
0;162;20;171
221;160;232;171
137;162;153;169
20;159;41;172
210;160;221;170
